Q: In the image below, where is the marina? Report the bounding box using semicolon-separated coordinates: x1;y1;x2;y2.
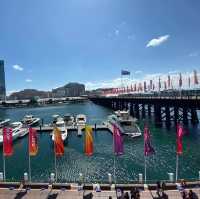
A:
0;101;199;184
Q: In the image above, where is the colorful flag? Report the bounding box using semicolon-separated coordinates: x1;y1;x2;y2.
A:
176;124;184;155
29;128;38;156
144;125;155;156
113;124;124;156
54;127;64;156
121;70;130;75
85;125;93;156
3;128;13;156
193;70;198;85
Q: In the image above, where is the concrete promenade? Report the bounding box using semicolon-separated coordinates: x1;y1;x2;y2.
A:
0;188;200;199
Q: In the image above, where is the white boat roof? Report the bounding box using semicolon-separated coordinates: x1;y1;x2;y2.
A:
56;120;65;125
76;114;86;118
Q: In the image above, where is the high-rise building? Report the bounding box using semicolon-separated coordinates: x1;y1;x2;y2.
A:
0;60;6;101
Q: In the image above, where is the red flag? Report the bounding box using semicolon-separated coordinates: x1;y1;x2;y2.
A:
29;128;38;156
176;124;184;155
144;125;155;156
3;128;13;156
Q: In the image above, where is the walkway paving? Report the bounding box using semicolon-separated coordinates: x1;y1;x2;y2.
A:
0;188;200;199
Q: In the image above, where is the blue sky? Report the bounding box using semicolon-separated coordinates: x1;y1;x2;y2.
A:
0;0;200;93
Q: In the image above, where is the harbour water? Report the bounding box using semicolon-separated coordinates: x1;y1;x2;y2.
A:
0;101;200;183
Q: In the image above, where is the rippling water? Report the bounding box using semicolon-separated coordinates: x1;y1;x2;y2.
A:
0;101;199;183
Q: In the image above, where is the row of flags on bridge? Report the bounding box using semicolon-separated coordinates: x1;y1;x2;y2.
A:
2;123;184;157
104;70;199;95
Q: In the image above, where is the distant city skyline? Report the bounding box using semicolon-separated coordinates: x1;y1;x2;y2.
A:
0;0;200;94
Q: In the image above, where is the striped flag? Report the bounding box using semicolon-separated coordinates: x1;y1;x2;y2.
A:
85;125;93;156
29;128;38;156
176;124;184;155
113;124;124;156
54;127;64;156
3;128;13;156
144;125;155;156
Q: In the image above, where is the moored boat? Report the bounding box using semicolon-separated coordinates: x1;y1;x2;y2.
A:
76;114;87;136
105;110;142;138
52;117;68;142
22;115;40;127
0;119;10;128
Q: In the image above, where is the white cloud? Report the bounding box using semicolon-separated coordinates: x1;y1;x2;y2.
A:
12;64;23;71
189;52;199;57
115;29;119;36
146;35;170;48
128;34;135;40
135;70;143;74
25;79;32;82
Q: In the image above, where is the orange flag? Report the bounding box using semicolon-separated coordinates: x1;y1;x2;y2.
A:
85;125;93;156
54;127;64;156
29;128;38;156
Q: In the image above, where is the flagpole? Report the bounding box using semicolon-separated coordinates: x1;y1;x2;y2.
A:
175;154;179;181
2;144;5;181
28;127;31;182
144;156;147;183
114;155;116;184
54;145;57;182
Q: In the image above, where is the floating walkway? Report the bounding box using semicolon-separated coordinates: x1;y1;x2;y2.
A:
34;124;111;132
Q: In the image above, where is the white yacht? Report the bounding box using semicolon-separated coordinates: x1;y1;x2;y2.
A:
106;110;142;138
0;119;10;128
76;114;87;136
52;117;68;142
22;115;40;126
10;122;25;140
0;122;28;145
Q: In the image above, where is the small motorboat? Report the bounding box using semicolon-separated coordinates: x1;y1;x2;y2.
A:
22;115;40;127
0;119;10;128
52;117;68;142
76;114;87;136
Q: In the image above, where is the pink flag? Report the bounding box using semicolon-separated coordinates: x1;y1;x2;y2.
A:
144;125;155;156
176;124;184;155
113;124;124;156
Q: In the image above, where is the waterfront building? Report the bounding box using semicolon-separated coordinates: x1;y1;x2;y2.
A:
52;82;85;97
0;60;6;101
